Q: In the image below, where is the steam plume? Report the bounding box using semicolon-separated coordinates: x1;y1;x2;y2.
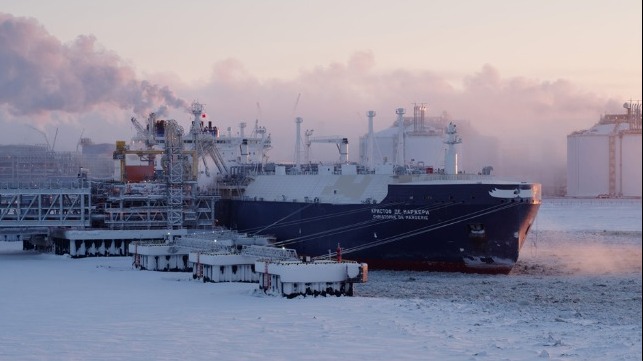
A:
0;13;187;116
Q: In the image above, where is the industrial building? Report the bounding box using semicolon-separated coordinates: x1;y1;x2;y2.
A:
0;103;223;248
567;101;642;198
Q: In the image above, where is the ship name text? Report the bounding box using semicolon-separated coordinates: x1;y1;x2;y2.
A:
370;208;429;221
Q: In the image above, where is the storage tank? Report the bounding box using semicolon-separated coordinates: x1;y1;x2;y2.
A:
566;101;642;198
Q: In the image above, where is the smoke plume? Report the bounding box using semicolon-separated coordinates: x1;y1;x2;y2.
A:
0;13;187;116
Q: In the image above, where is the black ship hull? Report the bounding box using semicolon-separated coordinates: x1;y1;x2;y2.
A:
216;182;540;274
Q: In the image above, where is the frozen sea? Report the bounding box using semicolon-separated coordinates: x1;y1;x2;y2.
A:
0;198;641;361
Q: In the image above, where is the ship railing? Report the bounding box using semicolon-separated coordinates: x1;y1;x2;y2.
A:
409;173;492;181
0;179;91;190
177;231;272;252
130;239;167;246
172;238;234;254
240;245;298;261
218;166;497;180
105;224;170;230
184;228;250;239
307;257;360;264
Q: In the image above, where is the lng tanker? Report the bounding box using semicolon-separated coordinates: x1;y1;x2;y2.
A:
211;107;541;274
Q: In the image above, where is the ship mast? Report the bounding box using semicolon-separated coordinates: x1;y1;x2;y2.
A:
239;122;248;164
294;117;303;171
367;110;376;171
444;122;462;175
395;108;405;166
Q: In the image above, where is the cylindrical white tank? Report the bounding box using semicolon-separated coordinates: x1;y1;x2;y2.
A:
567;123;642;198
566;134;610;197
620;133;642;197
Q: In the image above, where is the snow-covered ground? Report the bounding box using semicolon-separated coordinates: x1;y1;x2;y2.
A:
0;198;641;361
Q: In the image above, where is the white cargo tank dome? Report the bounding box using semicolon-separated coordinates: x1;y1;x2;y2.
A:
358;105;450;170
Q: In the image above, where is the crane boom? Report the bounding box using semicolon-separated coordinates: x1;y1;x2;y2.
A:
130;116;150;143
304;133;349;163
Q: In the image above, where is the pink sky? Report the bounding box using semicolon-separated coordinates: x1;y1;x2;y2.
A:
0;1;641;186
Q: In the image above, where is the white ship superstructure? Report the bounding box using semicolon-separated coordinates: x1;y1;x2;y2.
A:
358;104;453;173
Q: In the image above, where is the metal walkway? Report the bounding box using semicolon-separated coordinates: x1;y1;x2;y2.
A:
0;180;91;241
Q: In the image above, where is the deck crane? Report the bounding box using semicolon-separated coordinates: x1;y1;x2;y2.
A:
304;129;349;164
76;129;85;152
197;140;229;176
51;128;58;151
26;125;51;151
130;116;152;144
187;102;229;176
